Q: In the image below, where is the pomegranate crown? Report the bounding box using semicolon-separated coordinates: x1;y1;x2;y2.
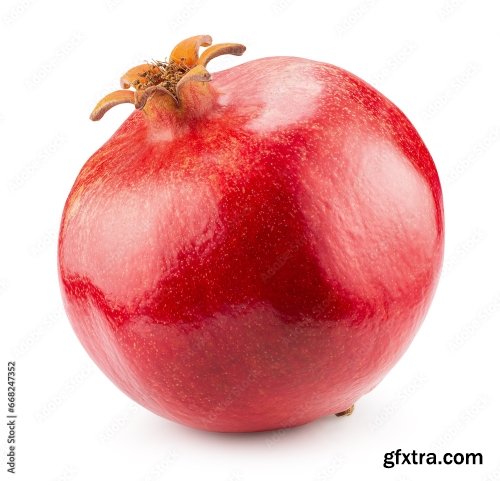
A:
90;35;246;121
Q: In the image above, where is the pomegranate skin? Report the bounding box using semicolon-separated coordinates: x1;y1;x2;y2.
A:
58;56;444;432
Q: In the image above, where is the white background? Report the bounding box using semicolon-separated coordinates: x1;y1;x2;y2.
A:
1;0;499;480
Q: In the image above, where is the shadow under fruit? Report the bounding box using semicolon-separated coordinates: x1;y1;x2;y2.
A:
58;35;444;432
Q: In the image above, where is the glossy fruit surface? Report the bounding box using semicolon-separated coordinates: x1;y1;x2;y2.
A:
58;35;444;432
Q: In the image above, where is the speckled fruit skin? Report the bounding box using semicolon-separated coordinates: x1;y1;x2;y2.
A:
58;56;444;432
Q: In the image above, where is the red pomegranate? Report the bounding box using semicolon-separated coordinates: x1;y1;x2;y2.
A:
58;35;444;432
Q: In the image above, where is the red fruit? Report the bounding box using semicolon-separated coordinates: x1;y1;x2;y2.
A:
58;35;444;432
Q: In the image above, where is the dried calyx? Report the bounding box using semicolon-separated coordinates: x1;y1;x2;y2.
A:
90;35;246;121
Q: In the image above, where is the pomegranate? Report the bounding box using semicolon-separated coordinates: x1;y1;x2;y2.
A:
58;35;444;432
